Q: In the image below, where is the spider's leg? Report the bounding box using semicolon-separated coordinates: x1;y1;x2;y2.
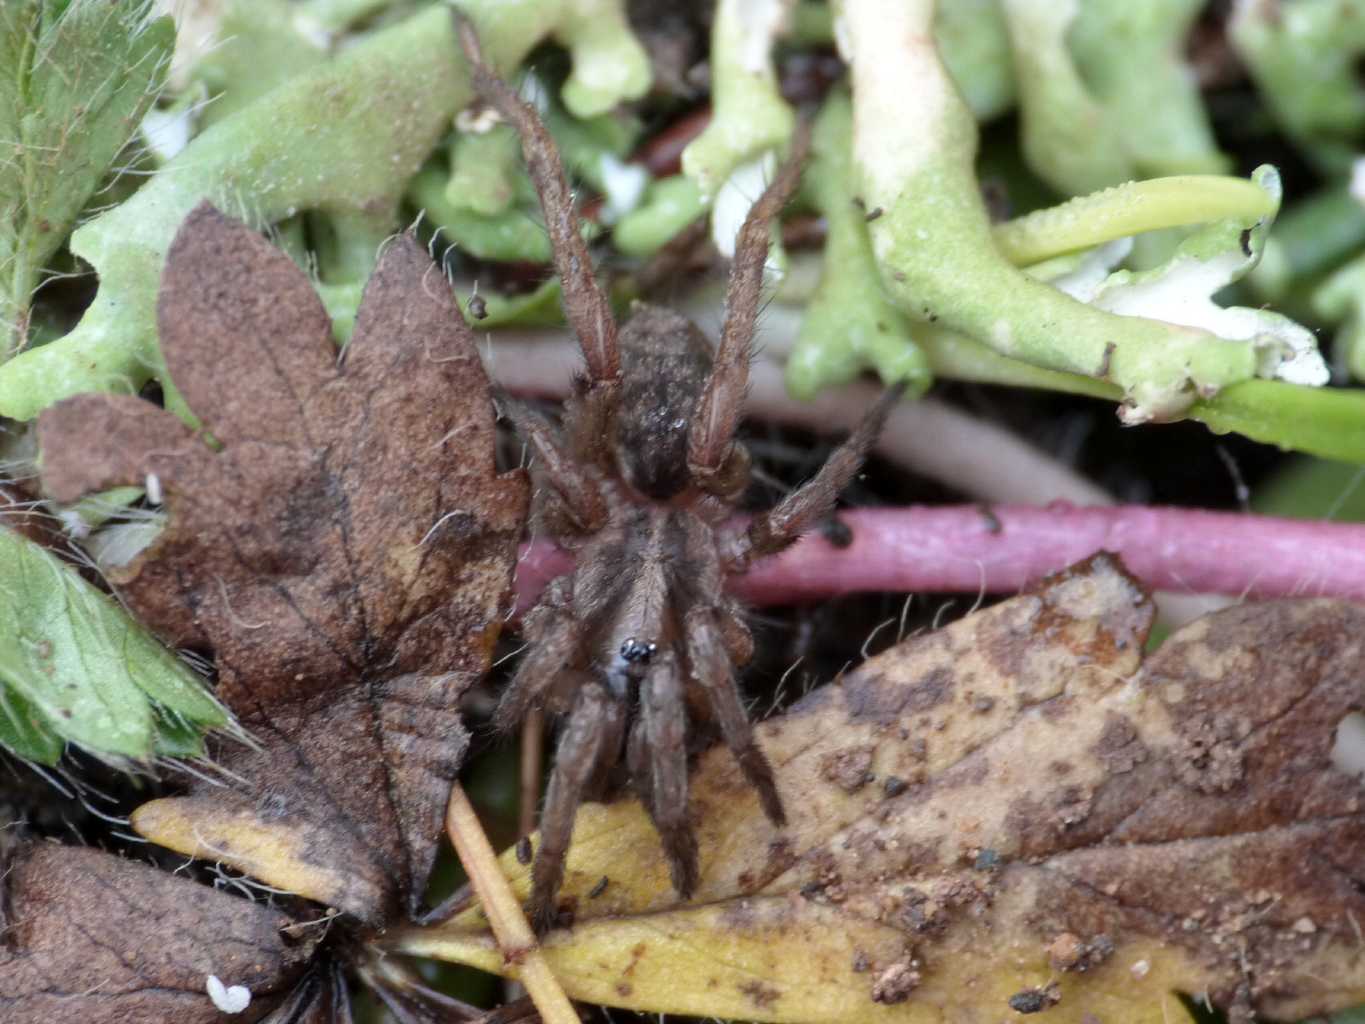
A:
457;21;622;467
726;383;904;569
502;398;607;535
530;681;622;933
639;650;700;898
626;712;653;808
686;126;810;500
683;607;785;826
715;599;754;665
495;580;584;732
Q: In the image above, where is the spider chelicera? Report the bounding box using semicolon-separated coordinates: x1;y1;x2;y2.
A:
459;21;901;932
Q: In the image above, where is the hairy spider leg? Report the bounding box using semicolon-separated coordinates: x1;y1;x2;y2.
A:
493;578;585;732
500;400;608;537
637;650;700;897
683;606;785;826
458;19;623;471
686;125;811;500
728;382;907;570
530;681;624;934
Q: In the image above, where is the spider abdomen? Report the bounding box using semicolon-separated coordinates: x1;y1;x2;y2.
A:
615;304;715;500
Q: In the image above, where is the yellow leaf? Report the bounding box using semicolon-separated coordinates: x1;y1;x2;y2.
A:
397;555;1365;1022
132;795;385;913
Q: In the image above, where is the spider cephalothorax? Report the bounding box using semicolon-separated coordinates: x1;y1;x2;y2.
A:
459;22;900;931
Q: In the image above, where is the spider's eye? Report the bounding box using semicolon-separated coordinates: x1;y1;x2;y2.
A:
619;638;657;664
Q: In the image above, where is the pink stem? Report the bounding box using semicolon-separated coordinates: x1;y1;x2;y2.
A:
515;504;1365;612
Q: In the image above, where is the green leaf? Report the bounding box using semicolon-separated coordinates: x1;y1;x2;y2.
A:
0;0;173;361
0;688;63;764
0;526;226;761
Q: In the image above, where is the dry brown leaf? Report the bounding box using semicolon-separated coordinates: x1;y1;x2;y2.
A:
0;844;316;1023
3;203;528;1022
36;203;527;923
403;554;1365;1023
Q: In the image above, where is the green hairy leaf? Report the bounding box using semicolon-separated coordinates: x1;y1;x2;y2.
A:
0;526;226;763
0;0;173;360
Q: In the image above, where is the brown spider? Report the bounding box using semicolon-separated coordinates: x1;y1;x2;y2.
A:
459;22;901;932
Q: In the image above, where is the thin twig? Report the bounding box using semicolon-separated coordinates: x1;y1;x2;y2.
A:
518;710;545;839
444;784;580;1024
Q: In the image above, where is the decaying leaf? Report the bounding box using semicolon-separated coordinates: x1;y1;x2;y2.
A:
36;203;527;923
1;203;528;1023
0;844;315;1024
403;554;1365;1023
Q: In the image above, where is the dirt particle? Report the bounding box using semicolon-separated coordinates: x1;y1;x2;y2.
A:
515;837;532;864
974;848;1001;871
1292;916;1317;934
1047;932;1113;972
1177;714;1245;793
821;746;875;792
883;775;908;798
871;960;921;1004
615;982;633;997
588;875;609;899
1130;959;1151;979
739;980;781;1008
1009;983;1061;1014
972;695;996;713
1046;932;1084;971
852;950;870;973
1094;713;1148;774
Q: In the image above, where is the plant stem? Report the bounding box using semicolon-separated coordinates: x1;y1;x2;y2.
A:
514;505;1365;612
444;784;580;1024
518;710;544;839
836;0;1260;421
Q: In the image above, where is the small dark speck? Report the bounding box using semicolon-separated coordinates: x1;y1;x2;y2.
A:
864;206;884;223
852;951;870;973
1239;227;1253;257
883;776;908;798
515;836;533;864
819;516;854;548
977;502;1003;534
588;876;609;899
973;695;996;713
467;294;488;320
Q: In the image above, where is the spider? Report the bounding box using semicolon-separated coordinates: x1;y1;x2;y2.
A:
459;21;901;932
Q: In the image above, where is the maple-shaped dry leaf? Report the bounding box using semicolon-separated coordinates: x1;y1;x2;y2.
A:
36;203;528;922
403;555;1365;1023
0;843;316;1024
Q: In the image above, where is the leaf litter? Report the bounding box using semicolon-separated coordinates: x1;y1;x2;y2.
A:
1;203;527;1021
403;554;1365;1023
